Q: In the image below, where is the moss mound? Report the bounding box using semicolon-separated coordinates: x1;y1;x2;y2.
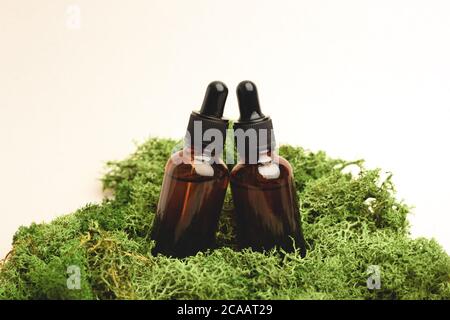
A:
0;138;449;300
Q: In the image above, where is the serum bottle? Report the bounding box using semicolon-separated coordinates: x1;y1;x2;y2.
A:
151;81;229;258
230;81;307;257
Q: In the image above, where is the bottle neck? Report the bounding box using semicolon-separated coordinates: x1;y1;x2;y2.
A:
238;148;275;164
184;144;223;161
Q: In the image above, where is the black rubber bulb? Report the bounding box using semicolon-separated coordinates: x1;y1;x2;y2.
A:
199;81;228;118
236;81;265;122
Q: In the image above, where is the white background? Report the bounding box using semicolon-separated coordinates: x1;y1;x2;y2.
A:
1;0;449;258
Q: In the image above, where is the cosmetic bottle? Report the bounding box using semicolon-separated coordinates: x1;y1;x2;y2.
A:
230;81;306;257
151;81;229;258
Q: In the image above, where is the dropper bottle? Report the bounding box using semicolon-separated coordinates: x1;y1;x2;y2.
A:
230;81;307;257
151;81;229;258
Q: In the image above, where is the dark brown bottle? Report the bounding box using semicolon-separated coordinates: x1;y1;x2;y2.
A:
230;81;307;257
151;81;229;258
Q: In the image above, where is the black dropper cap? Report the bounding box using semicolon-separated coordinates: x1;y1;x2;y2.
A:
199;81;227;118
235;81;275;153
185;81;229;151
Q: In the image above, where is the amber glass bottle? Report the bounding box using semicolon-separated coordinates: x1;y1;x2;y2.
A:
151;81;229;258
230;81;306;257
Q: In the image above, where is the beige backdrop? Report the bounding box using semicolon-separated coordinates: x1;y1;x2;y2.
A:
1;0;450;257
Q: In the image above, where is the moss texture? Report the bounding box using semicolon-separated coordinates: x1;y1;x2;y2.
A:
0;138;449;300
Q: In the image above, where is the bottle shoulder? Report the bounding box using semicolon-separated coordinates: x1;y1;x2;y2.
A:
165;150;228;181
230;155;293;187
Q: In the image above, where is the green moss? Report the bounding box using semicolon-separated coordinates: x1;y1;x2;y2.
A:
0;138;449;300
